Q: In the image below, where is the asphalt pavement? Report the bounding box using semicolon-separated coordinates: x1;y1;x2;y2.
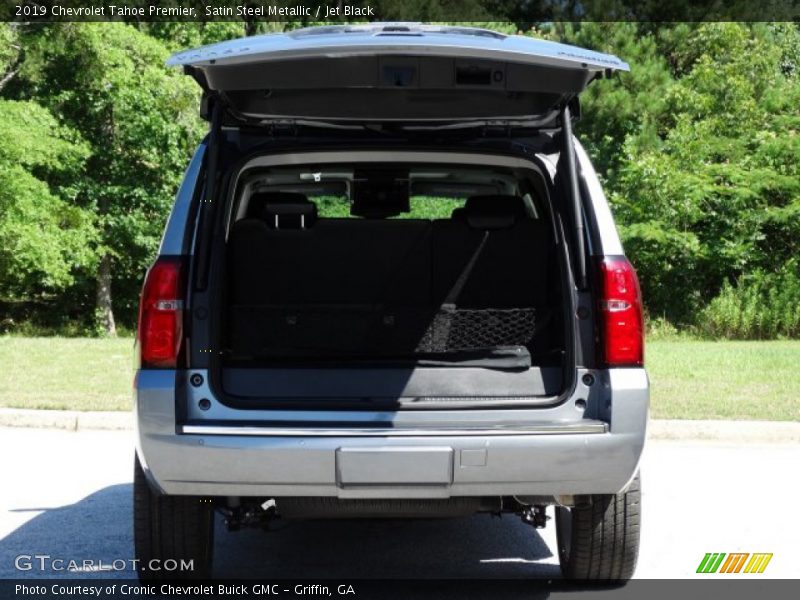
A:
0;427;798;580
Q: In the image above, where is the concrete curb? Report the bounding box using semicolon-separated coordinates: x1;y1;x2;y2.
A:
0;407;798;443
0;408;131;432
647;419;800;444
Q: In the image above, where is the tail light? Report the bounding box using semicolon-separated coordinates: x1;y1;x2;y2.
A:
137;256;185;368
597;256;644;367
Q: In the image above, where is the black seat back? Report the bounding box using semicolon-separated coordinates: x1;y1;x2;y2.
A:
228;197;432;357
432;195;551;308
227;194;555;360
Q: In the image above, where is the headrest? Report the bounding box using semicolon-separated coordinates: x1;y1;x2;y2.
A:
460;195;527;229
249;192;317;229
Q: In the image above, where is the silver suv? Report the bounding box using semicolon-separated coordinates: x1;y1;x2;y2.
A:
133;24;647;581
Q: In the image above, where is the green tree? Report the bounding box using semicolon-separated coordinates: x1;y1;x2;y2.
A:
0;24;20;90
611;23;800;324
136;21;252;50
0;99;95;304
14;23;204;334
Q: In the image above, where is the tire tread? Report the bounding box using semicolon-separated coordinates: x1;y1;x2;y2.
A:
133;456;214;580
559;473;641;581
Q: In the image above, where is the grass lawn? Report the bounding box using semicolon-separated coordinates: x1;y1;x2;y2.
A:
647;340;800;421
0;337;798;420
0;337;134;411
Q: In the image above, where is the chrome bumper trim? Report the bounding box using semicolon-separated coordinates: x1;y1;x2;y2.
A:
179;421;608;437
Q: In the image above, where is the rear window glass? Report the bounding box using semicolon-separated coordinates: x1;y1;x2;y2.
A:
312;194;463;219
237;163;537;221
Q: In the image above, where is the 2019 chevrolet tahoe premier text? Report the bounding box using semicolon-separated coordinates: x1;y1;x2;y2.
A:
133;24;647;581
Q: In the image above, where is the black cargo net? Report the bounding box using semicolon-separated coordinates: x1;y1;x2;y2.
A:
417;307;537;353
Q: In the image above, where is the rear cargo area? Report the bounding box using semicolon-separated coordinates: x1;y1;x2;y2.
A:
216;161;570;404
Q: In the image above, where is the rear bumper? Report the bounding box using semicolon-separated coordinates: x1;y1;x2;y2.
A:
135;369;648;498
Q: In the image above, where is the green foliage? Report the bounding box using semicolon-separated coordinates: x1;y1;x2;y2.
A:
0;166;94;297
313;196;464;219
313;196;352;219
135;21;251;50
0;100;95;300
617;220;705;323
606;23;800;327
403;197;464;220
645;317;684;341
0;98;87;174
14;22;205;324
697;262;800;339
0;23;19;76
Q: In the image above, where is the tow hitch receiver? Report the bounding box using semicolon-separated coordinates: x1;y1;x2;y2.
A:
221;498;276;531
521;505;549;529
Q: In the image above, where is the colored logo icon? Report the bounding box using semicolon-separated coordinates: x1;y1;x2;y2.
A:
697;553;773;574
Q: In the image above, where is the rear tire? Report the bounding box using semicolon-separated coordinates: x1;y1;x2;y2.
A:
133;455;214;580
555;472;641;581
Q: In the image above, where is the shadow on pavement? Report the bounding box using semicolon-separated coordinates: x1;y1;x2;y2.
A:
215;513;557;579
1;483;560;590
0;484;133;579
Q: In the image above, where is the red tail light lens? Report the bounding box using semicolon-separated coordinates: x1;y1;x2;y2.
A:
137;256;185;368
597;256;644;367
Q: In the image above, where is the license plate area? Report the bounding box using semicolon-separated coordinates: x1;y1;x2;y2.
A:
335;447;453;487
